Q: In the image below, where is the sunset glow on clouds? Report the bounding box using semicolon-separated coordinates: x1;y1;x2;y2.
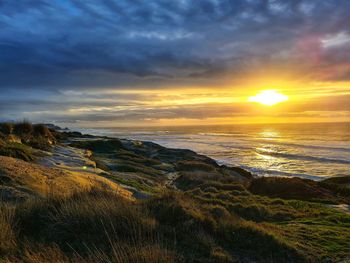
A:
0;0;349;126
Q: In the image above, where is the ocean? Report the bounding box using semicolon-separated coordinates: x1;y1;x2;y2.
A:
80;122;350;180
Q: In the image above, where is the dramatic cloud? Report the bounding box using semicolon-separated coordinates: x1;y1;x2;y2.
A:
0;0;349;125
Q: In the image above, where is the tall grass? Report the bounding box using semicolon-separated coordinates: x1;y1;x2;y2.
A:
7;189;177;262
0;204;17;255
33;124;51;137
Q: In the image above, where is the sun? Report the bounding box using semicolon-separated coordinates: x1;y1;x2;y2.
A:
248;90;288;106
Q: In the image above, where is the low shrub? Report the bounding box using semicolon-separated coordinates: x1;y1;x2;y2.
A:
319;176;350;201
13;121;33;135
27;136;52;151
249;177;335;202
33;124;51;137
0;123;13;135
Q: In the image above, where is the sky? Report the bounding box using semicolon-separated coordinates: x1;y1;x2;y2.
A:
0;0;349;127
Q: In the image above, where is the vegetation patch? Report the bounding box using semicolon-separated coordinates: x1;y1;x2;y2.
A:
0;122;55;152
70;139;124;153
248;176;342;203
0;142;36;162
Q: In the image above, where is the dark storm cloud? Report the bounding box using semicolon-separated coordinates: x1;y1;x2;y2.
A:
1;0;350;89
1;0;350;124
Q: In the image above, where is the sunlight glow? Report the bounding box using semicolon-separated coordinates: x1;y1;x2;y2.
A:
248;90;288;106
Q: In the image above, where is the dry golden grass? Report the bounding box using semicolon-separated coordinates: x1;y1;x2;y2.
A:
0;189;178;263
0;156;133;201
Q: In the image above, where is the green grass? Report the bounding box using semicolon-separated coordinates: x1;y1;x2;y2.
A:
176;160;217;172
105;175;155;193
113;148;162;166
173;168;350;261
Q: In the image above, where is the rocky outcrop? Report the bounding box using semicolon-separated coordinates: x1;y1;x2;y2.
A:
67;137;254;198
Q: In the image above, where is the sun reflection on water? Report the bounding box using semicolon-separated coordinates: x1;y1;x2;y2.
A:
259;130;280;140
255;130;283;171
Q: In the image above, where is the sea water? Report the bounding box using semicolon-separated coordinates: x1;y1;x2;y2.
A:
80;122;350;180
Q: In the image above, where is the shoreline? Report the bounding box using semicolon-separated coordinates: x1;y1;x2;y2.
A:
70;126;350;181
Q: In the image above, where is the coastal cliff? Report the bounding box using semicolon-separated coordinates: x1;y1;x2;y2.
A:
0;123;349;262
